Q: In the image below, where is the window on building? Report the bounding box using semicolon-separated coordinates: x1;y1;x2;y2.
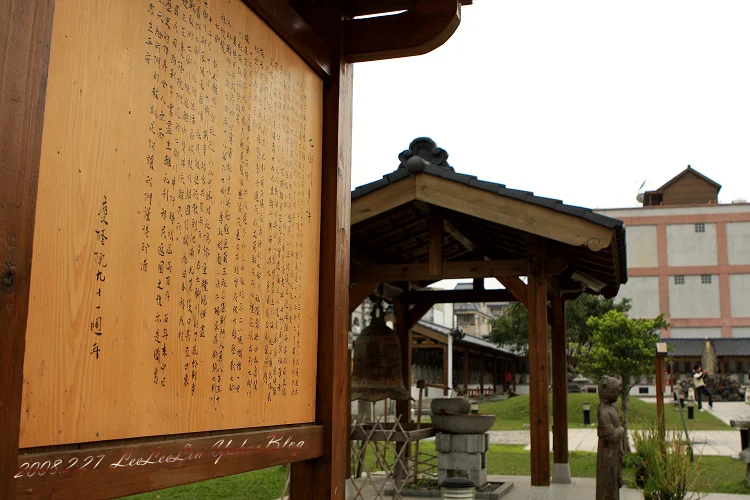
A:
695;223;705;233
674;275;685;285
701;274;712;284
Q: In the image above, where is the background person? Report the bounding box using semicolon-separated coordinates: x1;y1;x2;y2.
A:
693;363;713;411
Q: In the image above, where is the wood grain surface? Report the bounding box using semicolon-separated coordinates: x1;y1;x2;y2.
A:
20;0;323;448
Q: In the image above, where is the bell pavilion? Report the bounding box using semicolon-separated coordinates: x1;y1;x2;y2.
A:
348;138;628;486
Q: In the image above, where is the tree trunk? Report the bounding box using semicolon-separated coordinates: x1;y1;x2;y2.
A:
619;392;632;455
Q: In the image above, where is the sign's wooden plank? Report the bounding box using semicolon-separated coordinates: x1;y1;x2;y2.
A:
0;1;56;498
21;0;323;448
15;425;323;499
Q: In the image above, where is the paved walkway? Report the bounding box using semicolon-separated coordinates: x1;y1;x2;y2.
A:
478;401;750;457
339;475;750;499
482;428;741;456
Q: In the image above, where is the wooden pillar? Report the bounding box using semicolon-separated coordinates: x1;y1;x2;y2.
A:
670;361;675;390
463;349;469;393
527;247;550;486
0;4;55;498
479;353;485;397
512;358;517;392
291;6;352;498
493;357;498;395
395;300;411;422
551;295;570;483
443;345;448;396
655;352;666;441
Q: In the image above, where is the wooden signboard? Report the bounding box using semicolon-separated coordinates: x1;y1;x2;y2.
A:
2;0;461;498
21;0;323;448
3;0;328;497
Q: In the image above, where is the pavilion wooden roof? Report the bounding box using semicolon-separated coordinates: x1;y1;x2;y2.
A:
350;138;627;302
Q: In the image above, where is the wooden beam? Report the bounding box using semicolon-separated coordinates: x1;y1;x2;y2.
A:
496;276;528;308
527;246;550;486
351;175;416;225
349;281;379;314
473;278;484;290
551;296;570;476
350;0;472;17
241;0;332;78
428;211;444;276
17;425;324;498
352;259;527;282
444;217;477;253
0;3;54;498
401;288;516;304
343;0;461;63
408;301;435;329
416;174;615;251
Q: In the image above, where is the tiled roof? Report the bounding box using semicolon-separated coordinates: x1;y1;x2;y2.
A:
351;138;627;284
415;319;517;357
666;339;750;357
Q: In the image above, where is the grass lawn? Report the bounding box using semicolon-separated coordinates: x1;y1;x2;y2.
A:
125;443;750;499
123;466;287;500
479;393;731;431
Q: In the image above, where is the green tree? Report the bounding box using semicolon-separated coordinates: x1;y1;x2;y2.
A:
489;302;531;356
578;310;669;454
488;294;631;358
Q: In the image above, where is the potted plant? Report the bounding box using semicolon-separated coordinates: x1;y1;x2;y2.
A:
629;424;704;500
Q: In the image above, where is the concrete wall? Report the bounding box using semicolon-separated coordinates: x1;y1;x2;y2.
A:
626;225;658;267
669;327;722;338
669;274;720;318
615;276;660;318
730;274;750;317
728;222;750;265
666;223;717;266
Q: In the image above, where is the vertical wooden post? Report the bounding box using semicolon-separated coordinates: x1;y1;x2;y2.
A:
0;4;55;498
669;363;674;392
527;246;550;487
512;358;517;392
290;5;352;498
463;349;469;393
551;295;570;483
493;357;498;395
442;345;448;396
655;348;667;442
479;353;485;397
428;211;443;277
395;300;411;422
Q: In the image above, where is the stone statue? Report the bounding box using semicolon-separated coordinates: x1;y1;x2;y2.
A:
596;376;624;500
701;339;718;378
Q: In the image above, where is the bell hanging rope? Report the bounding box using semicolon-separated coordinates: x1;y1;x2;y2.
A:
351;300;411;402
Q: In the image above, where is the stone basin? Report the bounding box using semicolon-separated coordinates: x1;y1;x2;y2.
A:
430;397;471;415
431;414;496;434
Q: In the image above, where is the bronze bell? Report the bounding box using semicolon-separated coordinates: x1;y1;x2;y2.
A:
351;303;411;402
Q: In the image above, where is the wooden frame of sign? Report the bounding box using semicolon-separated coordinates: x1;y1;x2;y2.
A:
1;0;464;498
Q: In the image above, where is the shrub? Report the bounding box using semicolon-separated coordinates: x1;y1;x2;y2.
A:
629;424;704;500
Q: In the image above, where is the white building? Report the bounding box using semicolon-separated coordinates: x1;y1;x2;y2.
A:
596;166;750;383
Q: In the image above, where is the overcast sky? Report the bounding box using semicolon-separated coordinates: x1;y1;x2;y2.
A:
351;1;750;211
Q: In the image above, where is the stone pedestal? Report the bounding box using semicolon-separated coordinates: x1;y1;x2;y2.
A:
551;462;571;484
436;432;489;487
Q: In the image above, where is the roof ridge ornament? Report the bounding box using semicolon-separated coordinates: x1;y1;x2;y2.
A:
397;137;454;172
